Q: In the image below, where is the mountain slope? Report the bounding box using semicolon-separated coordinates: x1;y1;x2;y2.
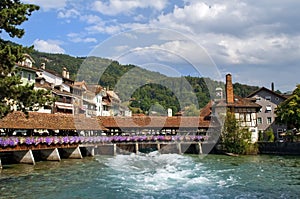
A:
31;50;259;114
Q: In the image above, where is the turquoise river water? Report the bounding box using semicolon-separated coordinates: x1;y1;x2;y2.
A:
0;152;300;199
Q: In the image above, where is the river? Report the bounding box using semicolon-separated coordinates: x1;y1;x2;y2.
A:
0;153;299;198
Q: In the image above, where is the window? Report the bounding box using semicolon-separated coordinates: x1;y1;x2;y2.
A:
266;105;272;112
265;96;271;101
275;97;279;101
27;74;31;81
246;114;251;122
258;117;262;124
267;117;272;124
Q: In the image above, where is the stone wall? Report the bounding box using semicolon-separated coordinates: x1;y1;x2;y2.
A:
259;142;300;155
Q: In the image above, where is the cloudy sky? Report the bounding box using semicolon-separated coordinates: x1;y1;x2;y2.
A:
3;0;300;92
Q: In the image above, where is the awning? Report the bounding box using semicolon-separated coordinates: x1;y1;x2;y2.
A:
56;105;73;110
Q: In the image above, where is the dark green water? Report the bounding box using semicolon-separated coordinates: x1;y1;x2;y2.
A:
0;153;299;199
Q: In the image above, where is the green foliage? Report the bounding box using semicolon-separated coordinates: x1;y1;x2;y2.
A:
0;0;53;118
27;46;258;115
265;128;275;142
0;0;39;38
222;110;253;154
233;82;259;98
30;51;85;80
184;104;200;116
276;85;300;129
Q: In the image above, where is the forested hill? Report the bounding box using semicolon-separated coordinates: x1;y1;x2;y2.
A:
30;50;259;114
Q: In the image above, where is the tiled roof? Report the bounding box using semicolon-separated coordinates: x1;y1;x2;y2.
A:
200;100;212;118
0;112;106;131
98;116;213;129
247;87;288;100
0;112;214;131
16;64;40;72
86;84;103;94
215;95;261;108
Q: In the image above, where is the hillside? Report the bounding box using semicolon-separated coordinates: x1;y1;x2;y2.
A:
30;49;259;114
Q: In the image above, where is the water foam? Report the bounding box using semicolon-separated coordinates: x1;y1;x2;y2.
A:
97;152;215;193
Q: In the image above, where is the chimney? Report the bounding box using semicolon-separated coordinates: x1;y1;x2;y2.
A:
41;63;46;70
167;108;172;117
226;74;234;104
271;82;274;92
62;67;67;78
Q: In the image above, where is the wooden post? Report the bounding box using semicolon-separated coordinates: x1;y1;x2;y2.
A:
157;143;160;150
0;158;2;169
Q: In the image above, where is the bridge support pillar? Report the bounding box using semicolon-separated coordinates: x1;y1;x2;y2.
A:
13;150;35;165
89;147;95;156
80;146;95;157
198;143;203;154
157;143;160;150
40;148;61;161
59;146;82;159
135;143;139;154
113;144;117;156
0;158;2;169
177;143;182;154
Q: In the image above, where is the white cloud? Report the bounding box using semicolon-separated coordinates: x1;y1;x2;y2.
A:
92;0;168;16
33;39;65;54
80;15;102;24
67;33;97;43
57;9;80;19
22;0;67;10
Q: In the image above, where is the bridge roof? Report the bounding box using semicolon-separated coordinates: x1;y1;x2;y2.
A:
0;112;106;131
98;116;212;129
0;110;214;131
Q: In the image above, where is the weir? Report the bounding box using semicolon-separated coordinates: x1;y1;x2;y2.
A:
0;142;204;167
80;142;203;156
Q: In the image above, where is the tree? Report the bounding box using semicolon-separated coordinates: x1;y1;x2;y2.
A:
184;104;200;116
221;110;252;154
0;0;52;118
275;85;300;129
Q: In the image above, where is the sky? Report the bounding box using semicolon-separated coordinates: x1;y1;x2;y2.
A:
3;0;300;92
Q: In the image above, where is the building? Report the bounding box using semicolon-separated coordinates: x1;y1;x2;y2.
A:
15;55;130;117
36;63;74;114
16;54;40;86
247;85;288;139
213;74;261;142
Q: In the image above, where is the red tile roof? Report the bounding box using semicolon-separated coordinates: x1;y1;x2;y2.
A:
215;95;261;108
0;112;214;131
98;116;213;129
0;112;106;131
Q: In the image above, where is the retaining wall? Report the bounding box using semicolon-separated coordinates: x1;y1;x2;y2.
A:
258;142;300;155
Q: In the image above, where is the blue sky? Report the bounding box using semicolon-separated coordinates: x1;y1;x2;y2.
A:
2;0;300;92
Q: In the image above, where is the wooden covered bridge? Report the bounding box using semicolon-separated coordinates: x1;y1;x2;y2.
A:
0;108;218;167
